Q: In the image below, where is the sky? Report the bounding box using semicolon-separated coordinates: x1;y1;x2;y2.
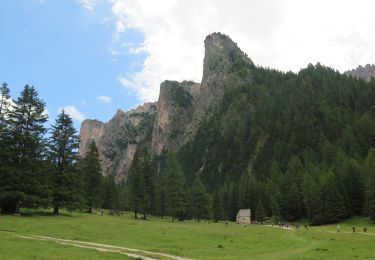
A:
1;0;375;129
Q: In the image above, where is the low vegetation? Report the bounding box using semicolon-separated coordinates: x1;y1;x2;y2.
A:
1;211;375;259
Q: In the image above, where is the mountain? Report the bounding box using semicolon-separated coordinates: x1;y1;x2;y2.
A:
80;32;253;180
79;102;157;182
345;64;375;82
79;33;375;192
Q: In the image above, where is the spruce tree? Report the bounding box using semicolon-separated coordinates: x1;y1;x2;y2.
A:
364;148;375;220
165;151;186;221
82;140;103;213
255;199;266;222
320;172;347;223
191;176;211;222
128;151;144;219
212;191;224;222
2;85;50;213
102;175;119;210
49;110;82;214
270;195;281;222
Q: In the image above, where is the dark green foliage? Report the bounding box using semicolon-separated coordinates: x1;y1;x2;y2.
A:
0;85;50;214
212;191;224;222
81;141;103;213
170;85;193;109
164;151;186;221
320;172;347;223
178;64;375;224
364;149;375;220
255;200;266;222
191;176;211;222
49;110;83;214
102;175;119;210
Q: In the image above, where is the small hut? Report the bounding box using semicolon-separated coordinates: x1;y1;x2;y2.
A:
236;209;251;224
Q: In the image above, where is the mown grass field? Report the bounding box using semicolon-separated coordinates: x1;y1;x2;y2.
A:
0;210;375;259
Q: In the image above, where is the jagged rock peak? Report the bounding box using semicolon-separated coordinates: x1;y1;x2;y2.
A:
345;64;375;82
203;32;253;79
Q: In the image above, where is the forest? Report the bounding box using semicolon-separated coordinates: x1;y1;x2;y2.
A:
1;62;375;225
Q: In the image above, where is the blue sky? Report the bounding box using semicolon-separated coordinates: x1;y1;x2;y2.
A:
0;0;146;129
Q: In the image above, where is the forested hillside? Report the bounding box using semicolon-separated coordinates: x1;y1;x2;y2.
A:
178;63;375;224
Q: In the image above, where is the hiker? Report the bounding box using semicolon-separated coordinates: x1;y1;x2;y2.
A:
352;226;355;232
337;225;340;233
364;227;367;233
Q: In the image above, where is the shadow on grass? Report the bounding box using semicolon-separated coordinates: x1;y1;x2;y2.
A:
12;209;77;218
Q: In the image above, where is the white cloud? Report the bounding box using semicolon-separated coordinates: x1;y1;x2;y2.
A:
80;99;87;106
78;0;94;12
108;0;375;102
97;95;112;104
58;106;85;122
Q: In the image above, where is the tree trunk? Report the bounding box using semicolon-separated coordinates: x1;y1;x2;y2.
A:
134;210;138;219
53;204;59;215
143;212;146;220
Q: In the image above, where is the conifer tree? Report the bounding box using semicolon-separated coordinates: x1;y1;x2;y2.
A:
320;172;347;223
2;85;50;213
255;199;266;222
102;175;119;210
270;195;281;222
49;110;82;214
82;140;103;213
128;151;144;219
364;148;375;220
212;191;224;222
191;176;211;222
165;151;186;221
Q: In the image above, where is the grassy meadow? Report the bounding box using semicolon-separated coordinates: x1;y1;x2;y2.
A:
1;210;375;259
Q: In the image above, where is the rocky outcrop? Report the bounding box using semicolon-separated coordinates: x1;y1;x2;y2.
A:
345;64;375;82
80;32;255;180
79;102;157;182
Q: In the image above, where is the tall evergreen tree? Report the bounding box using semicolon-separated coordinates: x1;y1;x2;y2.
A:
320;172;347;223
255;199;266;222
191;176;211;222
49;110;82;214
102;175;119;210
82;140;103;213
165;151;186;221
364;148;375;220
128;151;144;219
1;85;50;214
212;191;224;222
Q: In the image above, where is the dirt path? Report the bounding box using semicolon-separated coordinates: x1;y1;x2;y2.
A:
16;234;192;260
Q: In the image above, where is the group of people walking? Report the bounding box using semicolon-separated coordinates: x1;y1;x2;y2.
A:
337;225;367;233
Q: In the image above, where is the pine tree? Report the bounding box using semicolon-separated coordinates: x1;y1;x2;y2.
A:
49;110;82;214
364;148;375;220
2;85;50;214
212;191;224;222
128;151;144;219
102;175;119;210
320;172;347;223
141;149;157;218
191;176;211;222
255;199;266;222
270;195;281;222
282;182;301;221
165;151;186;221
82;140;103;213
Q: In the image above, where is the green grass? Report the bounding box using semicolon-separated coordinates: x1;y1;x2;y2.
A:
1;210;375;259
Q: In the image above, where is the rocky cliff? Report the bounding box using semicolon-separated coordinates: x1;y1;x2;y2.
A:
345;64;375;82
80;32;255;181
79;102;157;182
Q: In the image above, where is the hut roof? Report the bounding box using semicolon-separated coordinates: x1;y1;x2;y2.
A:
236;209;251;218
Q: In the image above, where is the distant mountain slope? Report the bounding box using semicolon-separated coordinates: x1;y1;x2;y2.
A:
345;64;375;82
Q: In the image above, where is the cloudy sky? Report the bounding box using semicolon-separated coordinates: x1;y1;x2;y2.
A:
1;0;375;127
